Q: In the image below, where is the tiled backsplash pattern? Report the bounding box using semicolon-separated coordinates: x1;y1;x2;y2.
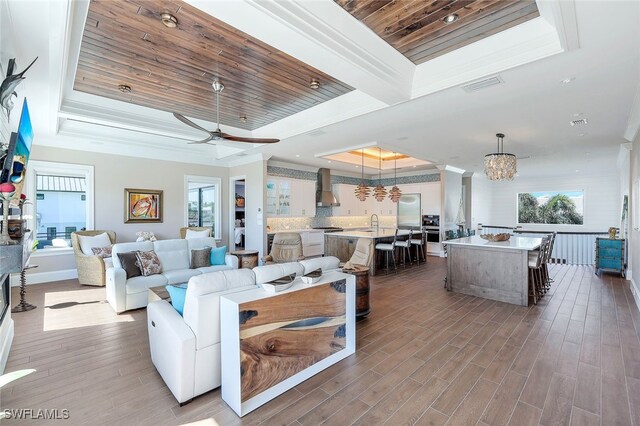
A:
267;215;397;231
266;166;440;186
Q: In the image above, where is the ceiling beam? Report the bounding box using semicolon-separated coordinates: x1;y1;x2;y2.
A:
184;0;414;105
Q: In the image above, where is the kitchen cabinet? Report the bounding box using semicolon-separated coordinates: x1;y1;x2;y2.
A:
266;178;315;217
420;182;441;215
332;184;369;216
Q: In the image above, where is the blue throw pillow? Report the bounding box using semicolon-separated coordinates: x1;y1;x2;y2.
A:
210;245;227;265
165;284;187;316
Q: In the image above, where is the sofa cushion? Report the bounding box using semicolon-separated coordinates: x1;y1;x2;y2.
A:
186;269;255;298
125;274;168;294
252;262;305;284
136;250;162;276
91;245;112;258
112;242;154;268
210;246;227;266
197;265;233;274
191;247;212;269
163;269;201;285
103;257;113;270
187;237;217;251
154;239;190;272
300;256;340;275
185;229;210;239
165;284;187;316
78;232;111;255
117;252;142;279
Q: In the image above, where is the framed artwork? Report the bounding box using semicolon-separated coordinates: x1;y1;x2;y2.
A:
517;190;584;225
125;188;163;223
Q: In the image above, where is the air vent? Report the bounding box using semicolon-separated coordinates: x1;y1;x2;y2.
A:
307;129;327;137
570;118;588;126
461;75;504;93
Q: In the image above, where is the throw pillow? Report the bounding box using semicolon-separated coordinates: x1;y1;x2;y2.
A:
78;232;111;255
210;245;227;265
191;247;212;269
91;245;112;258
135;250;162;276
165;284;187;316
185;229;210;239
117;252;141;279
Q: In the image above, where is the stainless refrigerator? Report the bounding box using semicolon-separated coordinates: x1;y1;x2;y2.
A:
397;193;421;228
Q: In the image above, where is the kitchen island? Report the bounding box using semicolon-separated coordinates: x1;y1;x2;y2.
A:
443;235;542;306
324;229;417;275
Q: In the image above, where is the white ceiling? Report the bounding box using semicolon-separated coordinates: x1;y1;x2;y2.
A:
2;0;639;179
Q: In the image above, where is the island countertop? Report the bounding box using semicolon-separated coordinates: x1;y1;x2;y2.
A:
443;235;542;251
324;229;416;239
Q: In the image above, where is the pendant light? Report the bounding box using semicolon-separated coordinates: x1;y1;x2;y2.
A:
373;148;387;202
354;148;370;201
388;152;402;203
484;133;517;181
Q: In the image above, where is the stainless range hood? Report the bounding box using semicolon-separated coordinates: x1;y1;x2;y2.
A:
316;168;340;207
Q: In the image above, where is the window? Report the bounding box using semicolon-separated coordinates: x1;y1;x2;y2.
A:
517;190;584;225
26;161;94;250
184;175;221;239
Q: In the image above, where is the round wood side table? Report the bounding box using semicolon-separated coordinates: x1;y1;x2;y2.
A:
341;265;370;319
231;250;259;269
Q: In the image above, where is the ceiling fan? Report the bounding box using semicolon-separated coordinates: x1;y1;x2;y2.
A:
173;78;280;145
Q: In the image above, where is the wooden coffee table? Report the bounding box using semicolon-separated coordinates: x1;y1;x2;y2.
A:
231;250;259;269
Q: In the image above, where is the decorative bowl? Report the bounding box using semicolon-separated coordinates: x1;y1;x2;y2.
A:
260;274;296;293
301;269;322;284
480;233;511;242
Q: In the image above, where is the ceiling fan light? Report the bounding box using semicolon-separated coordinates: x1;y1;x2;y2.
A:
118;84;132;93
161;13;178;28
310;78;320;89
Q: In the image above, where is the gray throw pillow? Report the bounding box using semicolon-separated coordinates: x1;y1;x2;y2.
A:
191;247;212;269
117;252;141;279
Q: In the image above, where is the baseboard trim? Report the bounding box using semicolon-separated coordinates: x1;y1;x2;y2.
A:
10;269;78;287
631;277;640;315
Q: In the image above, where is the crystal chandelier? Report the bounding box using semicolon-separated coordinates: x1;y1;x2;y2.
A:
373;148;387;202
484;133;516;181
388;152;402;203
354;148;370;201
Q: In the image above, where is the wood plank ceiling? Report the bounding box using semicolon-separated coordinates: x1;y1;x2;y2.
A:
335;0;540;64
74;0;353;131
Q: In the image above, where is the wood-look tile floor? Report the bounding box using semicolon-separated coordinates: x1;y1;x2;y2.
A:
3;258;640;425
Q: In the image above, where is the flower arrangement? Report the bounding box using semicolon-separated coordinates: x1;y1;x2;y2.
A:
0;182;16;245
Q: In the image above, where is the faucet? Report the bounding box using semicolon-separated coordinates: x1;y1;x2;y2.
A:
370;214;379;232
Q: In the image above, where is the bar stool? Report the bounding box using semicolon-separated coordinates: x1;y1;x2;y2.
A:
394;229;412;267
375;230;397;272
409;227;426;263
528;237;550;304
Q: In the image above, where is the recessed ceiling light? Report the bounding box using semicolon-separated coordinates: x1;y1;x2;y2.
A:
355;165;359;168
573;112;584;117
118;84;132;93
585;152;591;155
161;12;178;28
397;136;408;141
575;169;580;172
413;165;417;168
296;154;300;158
577;133;586;137
561;77;575;84
310;78;320;89
327;160;332;163
443;13;459;24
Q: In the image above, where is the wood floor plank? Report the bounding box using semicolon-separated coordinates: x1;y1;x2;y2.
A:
3;261;638;426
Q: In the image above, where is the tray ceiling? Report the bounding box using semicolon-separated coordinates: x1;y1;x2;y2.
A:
74;0;353;131
335;0;540;64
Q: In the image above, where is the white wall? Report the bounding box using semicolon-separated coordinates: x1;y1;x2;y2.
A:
470;173;493;230
25;145;230;283
488;173;619;232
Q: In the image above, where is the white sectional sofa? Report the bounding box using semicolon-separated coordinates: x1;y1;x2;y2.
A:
106;237;238;313
147;256;341;404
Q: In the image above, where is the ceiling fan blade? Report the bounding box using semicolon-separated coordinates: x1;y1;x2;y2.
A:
173;113;211;133
221;133;280;144
188;135;215;144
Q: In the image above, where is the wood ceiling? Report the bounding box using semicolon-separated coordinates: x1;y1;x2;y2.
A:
335;0;540;64
75;0;353;131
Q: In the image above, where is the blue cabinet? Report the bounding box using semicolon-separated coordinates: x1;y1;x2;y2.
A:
595;238;625;277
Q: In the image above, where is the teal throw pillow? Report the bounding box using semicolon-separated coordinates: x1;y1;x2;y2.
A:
165;284;187;316
210;246;227;265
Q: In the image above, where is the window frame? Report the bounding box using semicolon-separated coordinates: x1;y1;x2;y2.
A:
516;189;585;226
184;175;222;240
26;160;95;253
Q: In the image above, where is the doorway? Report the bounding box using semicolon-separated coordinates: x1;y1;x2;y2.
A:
229;176;247;251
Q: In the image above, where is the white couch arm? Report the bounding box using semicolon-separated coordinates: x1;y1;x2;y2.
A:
147;300;196;404
105;267;127;313
225;254;238;269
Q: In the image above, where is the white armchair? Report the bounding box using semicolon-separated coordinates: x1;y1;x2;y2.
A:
147;269;257;405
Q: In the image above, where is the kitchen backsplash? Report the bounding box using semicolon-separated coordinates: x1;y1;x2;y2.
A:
267;166;440;186
267;215;397;231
